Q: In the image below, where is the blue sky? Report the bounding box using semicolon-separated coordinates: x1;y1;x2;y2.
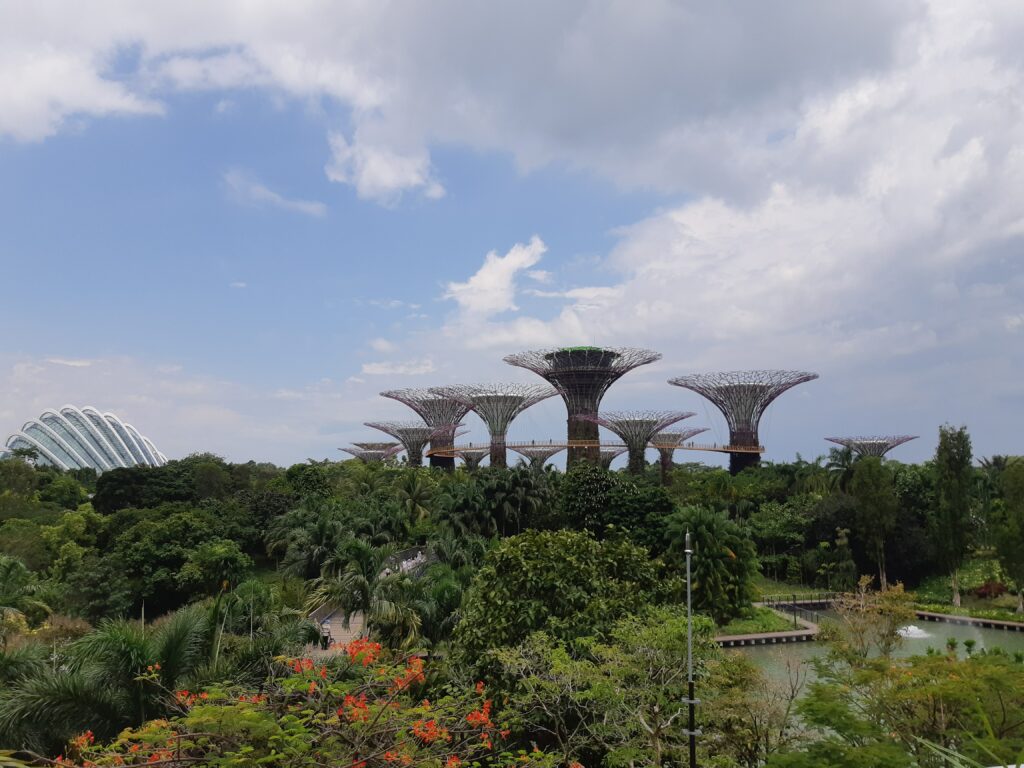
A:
1;2;1022;467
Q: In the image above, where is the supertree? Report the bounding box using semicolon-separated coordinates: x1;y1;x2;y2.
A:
365;421;436;467
668;370;818;475
433;383;556;468
825;435;918;458
650;427;710;485
598;445;627;470
509;442;566;470
453;446;491;471
352;441;401;452
504;346;662;466
380;389;472;471
340;445;402;463
579;410;695;475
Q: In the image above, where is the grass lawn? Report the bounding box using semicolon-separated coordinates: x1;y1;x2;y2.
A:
717;606;798;636
752;574;821;599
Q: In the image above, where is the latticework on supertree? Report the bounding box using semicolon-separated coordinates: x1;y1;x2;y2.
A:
352;442;400;452
825;435;918;458
365;421;436;467
509;442;566;469
579;410;695;475
340;445;403;463
598;446;627;470
380;389;473;471
504;346;662;466
650;427;710;485
453;446;491;471
433;383;556;468
668;370;818;475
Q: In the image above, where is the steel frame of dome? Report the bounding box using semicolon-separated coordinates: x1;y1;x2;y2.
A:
3;404;167;472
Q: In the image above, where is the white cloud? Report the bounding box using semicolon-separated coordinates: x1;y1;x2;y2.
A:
526;270;552;283
229;281;247;289
369;338;395;353
44;358;94;368
1005;315;1024;332
361;359;436;376
223;169;326;217
325;131;443;204
443;237;546;319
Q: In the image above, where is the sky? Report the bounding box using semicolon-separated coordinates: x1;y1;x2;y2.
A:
0;1;1022;468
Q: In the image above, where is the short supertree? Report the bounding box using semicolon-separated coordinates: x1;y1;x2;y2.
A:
433;383;556;468
504;346;662;467
340;445;403;463
365;421;436;467
453;446;491;471
509;442;565;470
668;370;819;475
598;445;627;470
352;441;401;452
825;435;918;458
579;410;695;475
650;427;710;485
380;389;473;471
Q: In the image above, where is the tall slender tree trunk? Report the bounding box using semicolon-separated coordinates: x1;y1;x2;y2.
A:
1017;589;1023;614
877;542;888;591
951;569;961;608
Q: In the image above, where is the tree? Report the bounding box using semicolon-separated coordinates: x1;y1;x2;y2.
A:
177;539;253;595
663;506;757;624
38;475;88;510
0;458;38;496
933;425;973;608
995;460;1024;613
454;530;674;661
849;458;898;590
0;556;51;644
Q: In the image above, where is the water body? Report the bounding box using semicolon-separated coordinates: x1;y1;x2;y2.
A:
740;613;1024;687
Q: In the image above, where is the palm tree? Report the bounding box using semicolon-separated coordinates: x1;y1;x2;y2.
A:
395;471;434;522
826;446;857;492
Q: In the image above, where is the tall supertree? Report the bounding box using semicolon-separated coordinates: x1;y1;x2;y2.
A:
509;442;565;470
453;446;491;471
380;389;472;471
340;445;402;463
825;435;918;458
598;445;627;470
668;370;818;475
504;346;662;467
650;427;710;485
579;410;695;475
365;421;436;467
434;383;556;468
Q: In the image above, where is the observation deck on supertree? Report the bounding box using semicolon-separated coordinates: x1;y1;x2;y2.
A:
340;445;402;463
433;383;556;468
650;427;710;485
598;445;627;470
380;389;472;471
453;445;491;471
668;370;818;475
825;435;918;458
503;346;661;467
364;421;436;467
508;442;566;469
580;410;695;475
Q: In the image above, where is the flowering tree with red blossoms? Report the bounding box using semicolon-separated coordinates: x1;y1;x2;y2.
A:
44;640;561;768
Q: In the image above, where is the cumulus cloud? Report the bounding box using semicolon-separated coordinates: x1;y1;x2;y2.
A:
444;237;547;319
223;169;327;217
325;131;444;205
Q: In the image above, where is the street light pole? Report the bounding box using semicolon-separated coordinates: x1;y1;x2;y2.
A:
685;531;699;768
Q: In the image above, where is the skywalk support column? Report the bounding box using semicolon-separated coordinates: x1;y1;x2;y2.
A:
668;370;819;476
504;346;661;469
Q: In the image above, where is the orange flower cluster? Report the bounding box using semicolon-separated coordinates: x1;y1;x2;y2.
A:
70;730;95;750
175;690;208;707
384;751;414;765
342;637;383;666
466;699;493;729
411;719;451;744
446;756;462;768
237;693;267;704
339;693;370;722
144;663;161;673
146;750;173;763
391;657;425;691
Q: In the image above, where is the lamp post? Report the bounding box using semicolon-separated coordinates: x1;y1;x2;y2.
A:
685;531;699;767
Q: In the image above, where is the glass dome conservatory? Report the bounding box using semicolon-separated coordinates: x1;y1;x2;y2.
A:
2;405;167;472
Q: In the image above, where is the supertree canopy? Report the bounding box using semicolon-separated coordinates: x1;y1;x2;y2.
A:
825;435;918;458
504;346;661;466
580;410;695;475
340;445;402;463
650;427;710;485
433;383;556;468
453;446;491;471
365;421;436;467
598;445;627;470
380;389;472;471
509;442;565;469
352;442;401;452
668;370;818;474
